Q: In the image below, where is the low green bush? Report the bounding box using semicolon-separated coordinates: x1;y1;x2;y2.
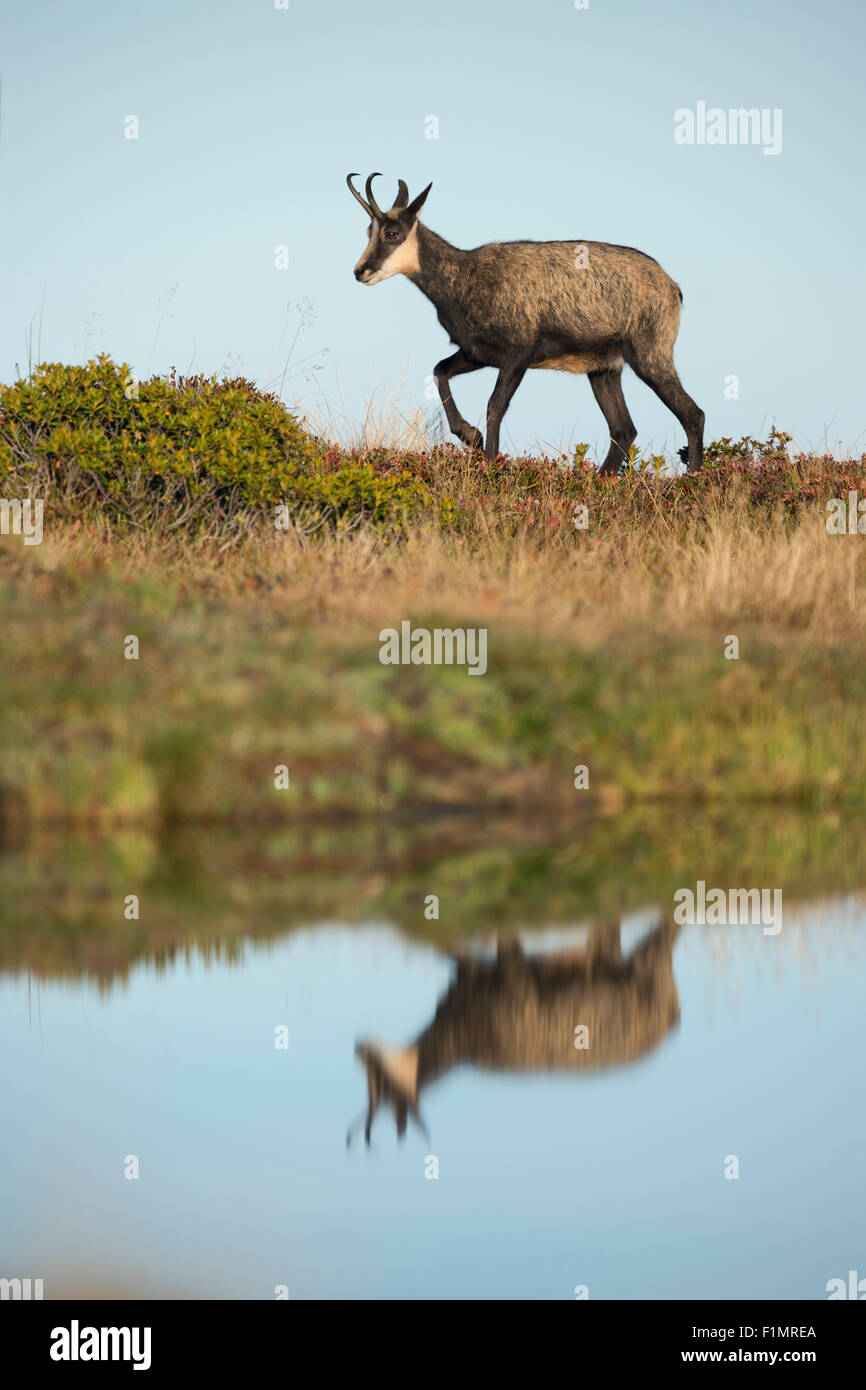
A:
0;356;432;534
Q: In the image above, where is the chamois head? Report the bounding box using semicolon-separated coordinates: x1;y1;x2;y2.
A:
345;1041;428;1148
347;172;432;285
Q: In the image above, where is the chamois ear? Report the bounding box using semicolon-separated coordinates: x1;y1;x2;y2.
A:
392;178;409;209
406;181;432;219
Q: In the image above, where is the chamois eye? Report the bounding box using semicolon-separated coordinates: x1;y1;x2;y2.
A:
385;227;400;240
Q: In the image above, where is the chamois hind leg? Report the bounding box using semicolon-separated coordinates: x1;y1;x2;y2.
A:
588;367;637;475
627;352;704;472
434;349;484;450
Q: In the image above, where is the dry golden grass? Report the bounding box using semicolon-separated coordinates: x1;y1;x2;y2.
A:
293;364;442;452
13;495;860;652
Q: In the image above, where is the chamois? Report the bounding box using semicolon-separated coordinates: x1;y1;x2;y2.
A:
347;173;704;471
347;920;681;1145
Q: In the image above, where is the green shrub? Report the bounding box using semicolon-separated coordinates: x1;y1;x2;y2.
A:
0;356;432;535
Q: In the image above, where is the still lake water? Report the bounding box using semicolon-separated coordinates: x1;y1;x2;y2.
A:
1;821;864;1300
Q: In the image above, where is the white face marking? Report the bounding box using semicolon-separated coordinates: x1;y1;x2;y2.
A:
360;222;420;284
378;1045;420;1099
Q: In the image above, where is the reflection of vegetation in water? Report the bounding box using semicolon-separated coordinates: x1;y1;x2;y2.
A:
1;806;864;983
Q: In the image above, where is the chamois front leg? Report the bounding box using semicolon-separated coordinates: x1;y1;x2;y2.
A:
484;357;529;459
434;349;484;450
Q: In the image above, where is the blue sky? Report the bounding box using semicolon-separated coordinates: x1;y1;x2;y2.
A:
1;0;864;458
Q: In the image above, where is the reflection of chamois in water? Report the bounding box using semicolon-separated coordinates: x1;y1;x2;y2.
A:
347;920;680;1145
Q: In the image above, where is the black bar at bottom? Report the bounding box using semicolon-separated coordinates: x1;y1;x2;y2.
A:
3;1298;861;1374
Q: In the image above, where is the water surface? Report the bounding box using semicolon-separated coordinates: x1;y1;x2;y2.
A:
1;818;863;1299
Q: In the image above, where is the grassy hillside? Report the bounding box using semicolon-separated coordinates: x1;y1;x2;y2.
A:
2;357;866;832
